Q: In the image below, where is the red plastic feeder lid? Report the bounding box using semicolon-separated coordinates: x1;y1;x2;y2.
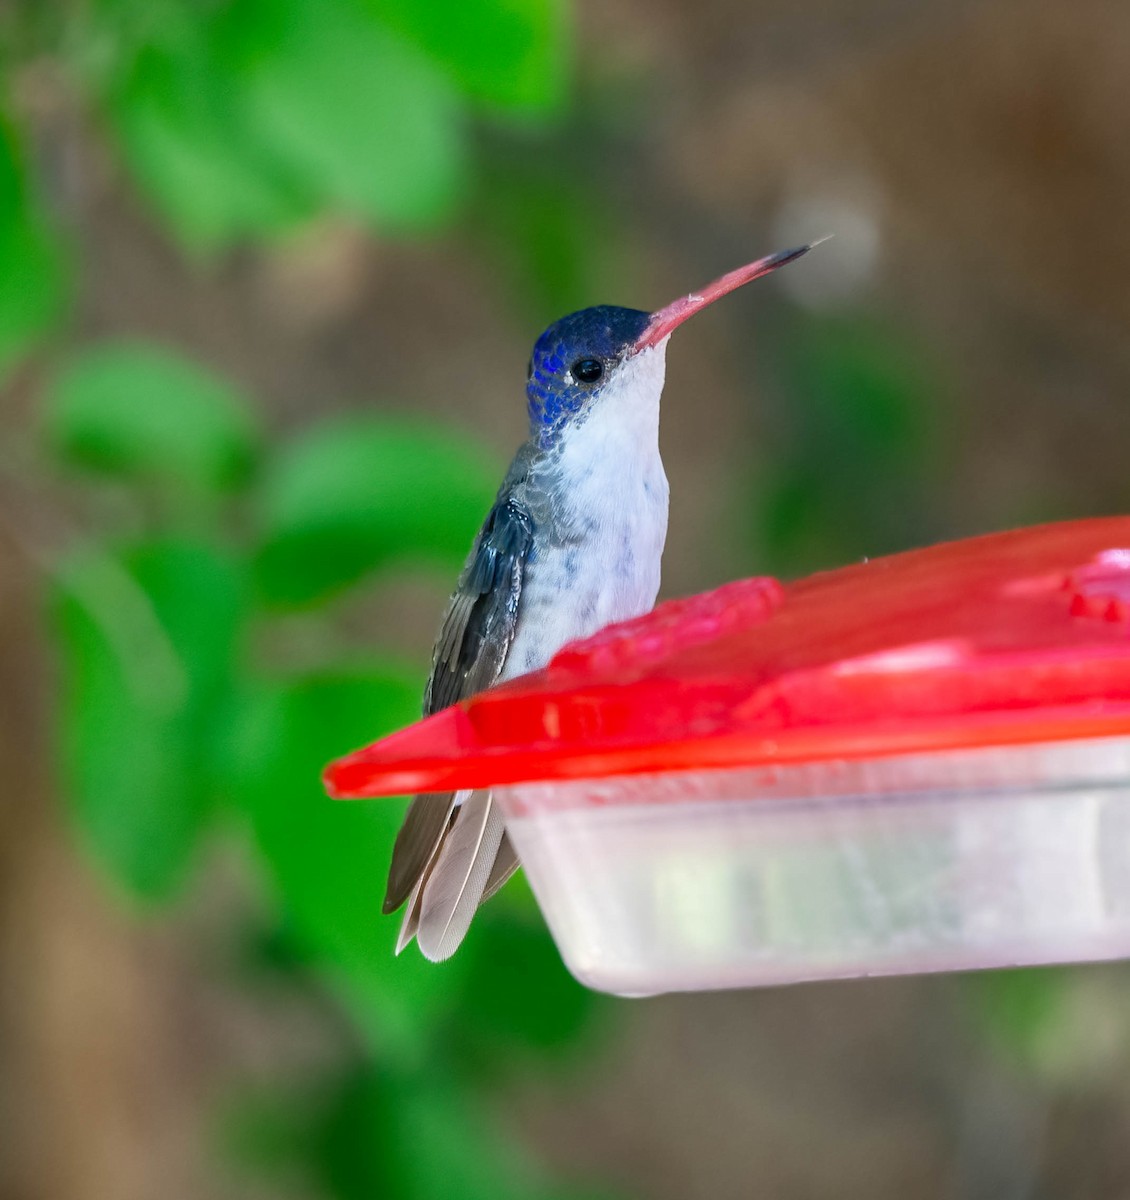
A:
326;517;1130;800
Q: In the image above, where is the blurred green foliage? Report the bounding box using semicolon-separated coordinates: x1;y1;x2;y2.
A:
80;0;568;250
46;343;259;491
756;310;946;577
1;1;614;1197
52;536;245;899
41;345;606;1190
0;113;67;371
970;967;1075;1071
254;417;501;606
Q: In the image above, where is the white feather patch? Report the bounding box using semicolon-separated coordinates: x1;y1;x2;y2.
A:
416;791;505;961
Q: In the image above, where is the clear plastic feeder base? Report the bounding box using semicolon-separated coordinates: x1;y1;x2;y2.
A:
499;737;1130;996
326;519;1130;993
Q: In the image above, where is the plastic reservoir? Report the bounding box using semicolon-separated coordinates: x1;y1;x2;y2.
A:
326;518;1130;996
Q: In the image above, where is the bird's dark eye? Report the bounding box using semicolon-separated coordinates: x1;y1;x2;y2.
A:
572;358;603;384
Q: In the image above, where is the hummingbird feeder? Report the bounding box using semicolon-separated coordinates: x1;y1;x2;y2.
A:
326;518;1130;996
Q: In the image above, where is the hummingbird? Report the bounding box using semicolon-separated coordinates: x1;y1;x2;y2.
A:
385;243;818;960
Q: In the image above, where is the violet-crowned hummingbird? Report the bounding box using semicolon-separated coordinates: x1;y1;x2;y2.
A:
386;243;819;960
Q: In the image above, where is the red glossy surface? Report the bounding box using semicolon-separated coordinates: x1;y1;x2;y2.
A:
326;518;1130;799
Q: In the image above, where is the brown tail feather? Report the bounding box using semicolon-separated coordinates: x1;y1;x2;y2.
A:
481;833;520;902
383;791;458;914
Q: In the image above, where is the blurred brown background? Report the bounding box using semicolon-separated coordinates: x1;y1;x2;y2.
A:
5;0;1130;1197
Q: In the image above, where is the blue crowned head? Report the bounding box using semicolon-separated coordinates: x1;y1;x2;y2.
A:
525;306;652;447
522;245;818;451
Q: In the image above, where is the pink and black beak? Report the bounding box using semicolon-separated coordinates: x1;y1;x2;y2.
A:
632;242;821;353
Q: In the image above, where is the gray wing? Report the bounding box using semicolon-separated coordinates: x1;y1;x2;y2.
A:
424;494;535;717
382;492;535;917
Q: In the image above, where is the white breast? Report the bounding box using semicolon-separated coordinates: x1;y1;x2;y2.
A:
503;342;671;679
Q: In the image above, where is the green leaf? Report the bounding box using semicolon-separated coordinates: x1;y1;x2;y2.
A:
100;0;466;246
44;342;259;492
233;0;467;233
0;111;67;375
253;416;499;607
50;538;245;900
367;0;571;114
107;35;315;249
316;1066;550;1200
449;906;604;1071
225;666;463;1047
